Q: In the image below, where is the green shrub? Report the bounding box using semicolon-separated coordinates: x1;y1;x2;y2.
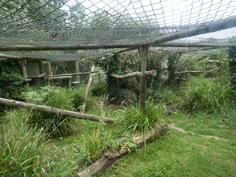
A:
79;128;111;164
148;88;180;104
109;88;137;104
179;77;233;113
70;90;84;111
0;109;47;177
0;61;26;100
23;86;75;138
91;83;107;96
116;103;164;133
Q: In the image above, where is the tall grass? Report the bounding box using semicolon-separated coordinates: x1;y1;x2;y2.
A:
116;103;164;134
23;86;78;138
179;77;234;113
79;128;111;164
0;109;47;177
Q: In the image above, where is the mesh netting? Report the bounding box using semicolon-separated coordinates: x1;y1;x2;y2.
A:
0;0;236;57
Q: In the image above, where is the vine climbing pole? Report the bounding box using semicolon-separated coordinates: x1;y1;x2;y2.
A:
228;47;236;90
138;46;149;110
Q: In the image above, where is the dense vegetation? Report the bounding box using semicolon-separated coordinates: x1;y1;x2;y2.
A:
0;49;235;176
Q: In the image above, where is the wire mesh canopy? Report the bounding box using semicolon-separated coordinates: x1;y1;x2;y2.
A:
0;0;236;53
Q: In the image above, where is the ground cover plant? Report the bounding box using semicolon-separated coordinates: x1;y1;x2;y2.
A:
0;109;47;176
116;102;164;134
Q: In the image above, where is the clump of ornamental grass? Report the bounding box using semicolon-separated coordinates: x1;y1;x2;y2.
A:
116;103;164;134
0;109;47;177
179;77;234;113
78;128;111;164
23;86;76;138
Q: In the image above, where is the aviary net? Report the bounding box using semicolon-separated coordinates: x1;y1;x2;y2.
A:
0;0;236;53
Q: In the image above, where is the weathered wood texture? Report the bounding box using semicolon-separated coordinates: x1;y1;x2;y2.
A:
77;124;169;177
48;72;94;78
0;97;114;124
111;70;156;79
75;61;80;81
82;63;95;112
138;47;148;109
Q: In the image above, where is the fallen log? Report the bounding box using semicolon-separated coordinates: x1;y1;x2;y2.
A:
0;97;114;124
111;70;157;79
77;124;169;177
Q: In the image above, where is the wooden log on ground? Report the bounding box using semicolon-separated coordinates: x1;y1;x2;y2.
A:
77;124;169;177
0;97;114;124
111;70;156;79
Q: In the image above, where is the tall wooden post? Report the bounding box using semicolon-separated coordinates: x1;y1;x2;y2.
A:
75;60;80;81
228;47;236;90
19;59;28;79
47;61;53;76
82;63;95;113
138;46;148;110
19;59;28;86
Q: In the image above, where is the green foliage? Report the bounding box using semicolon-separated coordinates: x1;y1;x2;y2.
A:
23;86;77;138
0;61;26;99
0;109;79;177
45;145;78;177
91;82;107;96
103;111;236;177
179;77;234;113
148;88;181;105
116;103;163;133
70;90;84;111
79;128;111;164
0;109;47;177
109;88;138;104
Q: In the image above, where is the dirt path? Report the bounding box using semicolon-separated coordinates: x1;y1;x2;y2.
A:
169;123;229;142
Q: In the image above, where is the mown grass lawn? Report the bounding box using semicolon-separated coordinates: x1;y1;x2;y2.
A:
52;106;236;177
102;111;236;177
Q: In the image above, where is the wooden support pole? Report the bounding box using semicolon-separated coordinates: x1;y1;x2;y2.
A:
0;97;114;124
138;47;148;110
75;61;80;81
19;59;28;79
47;62;53;76
82;63;95;113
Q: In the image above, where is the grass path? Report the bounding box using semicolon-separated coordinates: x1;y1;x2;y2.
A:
169;123;229;141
